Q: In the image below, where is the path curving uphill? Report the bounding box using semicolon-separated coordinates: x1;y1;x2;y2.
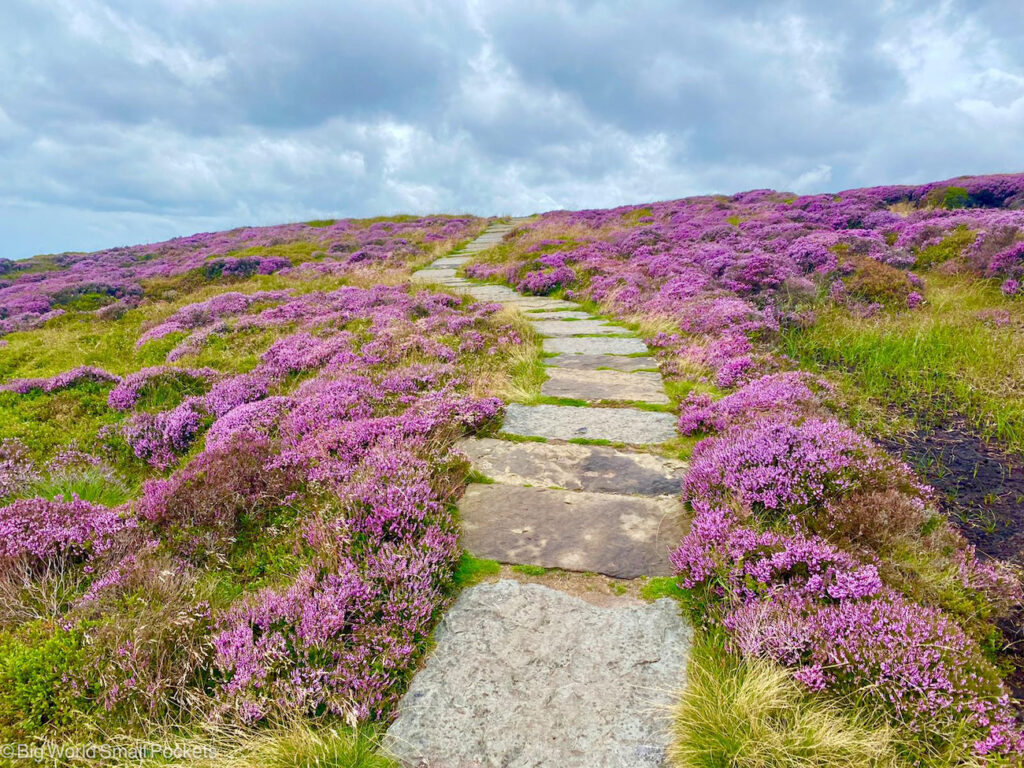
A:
386;222;692;767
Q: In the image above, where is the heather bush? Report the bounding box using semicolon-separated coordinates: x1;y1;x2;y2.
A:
678;372;834;435
74;554;216;723
138;438;301;554
0;497;135;575
683;417;924;519
723;591;1022;759
107;365;218;412
0;438;37;501
675;504;1022;759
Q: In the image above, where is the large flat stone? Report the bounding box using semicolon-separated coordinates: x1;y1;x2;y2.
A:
546;353;660;372
430;256;471;268
411;268;459;283
529;319;631;337
461;437;685;496
542;368;669;404
523;310;593;319
458;485;684;577
386;580;689;767
503;403;677;444
543;336;649;355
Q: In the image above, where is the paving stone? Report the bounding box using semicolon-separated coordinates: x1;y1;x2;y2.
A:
430;256;471;268
459;484;683;578
522;310;594;319
461;437;685;495
502;403;677;444
386;580;688;767
508;297;582;311
529;319;631;337
545;353;660;372
410;268;459;283
543;336;649;355
541;368;669;404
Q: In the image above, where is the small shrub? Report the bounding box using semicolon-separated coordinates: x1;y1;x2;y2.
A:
944;186;972;209
916;226;976;269
839;253;915;306
138;438;299;549
0;622;94;738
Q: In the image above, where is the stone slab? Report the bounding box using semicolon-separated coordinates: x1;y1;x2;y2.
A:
502;403;677;444
509;298;582;311
411;268;459;283
529;319;631;337
385;580;689;767
461;437;685;496
463;285;522;299
430;256;471;268
543;336;649;356
457;484;682;578
523;310;593;319
542;368;669;404
545;353;660;372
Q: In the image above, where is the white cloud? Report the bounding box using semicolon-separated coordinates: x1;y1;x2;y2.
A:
791;164;833;193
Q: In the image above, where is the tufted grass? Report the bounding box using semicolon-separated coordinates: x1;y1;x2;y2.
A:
783;274;1024;452
54;719;398;768
671;631;902;768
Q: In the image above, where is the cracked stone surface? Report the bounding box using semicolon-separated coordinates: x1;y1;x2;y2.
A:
543;336;649;355
458;484;684;577
503;403;678;444
545;353;660;372
385;580;690;768
541;368;669;404
528;319;631;337
461;438;685;496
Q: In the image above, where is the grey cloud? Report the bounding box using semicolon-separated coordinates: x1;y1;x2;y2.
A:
0;0;1022;258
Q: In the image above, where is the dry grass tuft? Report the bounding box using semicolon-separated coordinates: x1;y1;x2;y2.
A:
670;633;902;768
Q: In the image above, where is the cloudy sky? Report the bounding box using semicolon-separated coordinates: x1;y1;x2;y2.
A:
2;0;1023;258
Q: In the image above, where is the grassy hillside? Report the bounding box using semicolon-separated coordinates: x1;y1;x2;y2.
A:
2;175;1024;766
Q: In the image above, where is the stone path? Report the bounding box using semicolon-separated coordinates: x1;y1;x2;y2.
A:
387;222;691;767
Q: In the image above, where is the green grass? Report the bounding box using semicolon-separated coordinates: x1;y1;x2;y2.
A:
783;275;1024;451
451;554;500;588
511;564;547;576
567;437;617;446
671;631;902;768
494;432;546;443
30;466;133;507
64;720;399;768
640;576;687;602
534;395;589;407
465;469;495;485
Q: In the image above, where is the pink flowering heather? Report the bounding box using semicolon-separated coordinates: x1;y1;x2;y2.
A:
683;417;886;515
0;214;483;337
678;372;833;435
723;590;1023;757
137;290;290;347
107;366;219;411
672;506;883;603
0;438;38;500
0;496;135;570
1;365;120;394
